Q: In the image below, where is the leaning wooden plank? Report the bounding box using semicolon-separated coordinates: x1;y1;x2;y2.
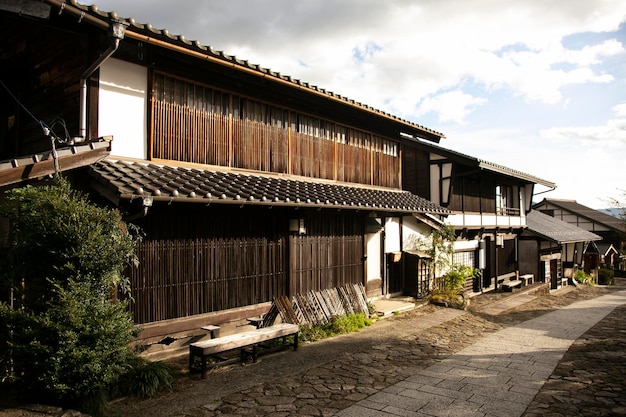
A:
314;291;332;323
354;283;370;316
274;295;298;324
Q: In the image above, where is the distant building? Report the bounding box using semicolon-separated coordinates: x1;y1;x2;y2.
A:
520;211;601;289
533;199;625;270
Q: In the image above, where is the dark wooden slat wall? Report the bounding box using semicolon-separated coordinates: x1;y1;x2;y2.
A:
149;73;400;188
129;236;287;324
127;208;366;324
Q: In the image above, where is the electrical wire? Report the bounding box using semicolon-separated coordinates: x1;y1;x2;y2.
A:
0;79;73;174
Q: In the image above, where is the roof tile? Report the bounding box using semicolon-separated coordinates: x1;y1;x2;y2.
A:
89;159;449;214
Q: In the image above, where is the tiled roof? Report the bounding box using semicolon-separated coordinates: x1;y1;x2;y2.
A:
89;159;450;214
526;210;602;243
54;0;443;141
534;198;626;233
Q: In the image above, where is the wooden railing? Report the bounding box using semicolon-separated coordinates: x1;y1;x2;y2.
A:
152;101;230;166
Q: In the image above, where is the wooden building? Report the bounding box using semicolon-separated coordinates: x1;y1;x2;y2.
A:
520;210;601;289
533;198;626;270
0;1;451;336
401;141;556;293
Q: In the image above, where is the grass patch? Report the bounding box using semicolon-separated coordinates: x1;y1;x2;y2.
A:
298;313;372;343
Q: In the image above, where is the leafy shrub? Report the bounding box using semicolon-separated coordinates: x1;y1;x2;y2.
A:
116;357;174;399
299;313;372;342
598;268;615;285
0;177;141;416
429;264;476;309
573;269;594;285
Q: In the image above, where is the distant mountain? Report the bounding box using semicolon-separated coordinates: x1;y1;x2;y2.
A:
598;208;625;219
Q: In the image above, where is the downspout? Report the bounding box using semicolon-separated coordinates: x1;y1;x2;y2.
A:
78;20;127;140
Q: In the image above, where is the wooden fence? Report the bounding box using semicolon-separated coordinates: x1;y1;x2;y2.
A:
128;237;287;324
289;235;364;295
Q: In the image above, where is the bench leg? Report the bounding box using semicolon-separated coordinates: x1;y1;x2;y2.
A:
189;348;208;379
200;355;208;379
293;332;298;350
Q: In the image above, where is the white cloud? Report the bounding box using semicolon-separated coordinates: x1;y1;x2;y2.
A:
614;103;626;117
541;103;626;144
91;0;626;121
417;91;487;124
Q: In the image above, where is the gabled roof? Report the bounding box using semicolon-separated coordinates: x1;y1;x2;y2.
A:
534;198;626;234
44;0;444;143
89;159;451;215
411;139;556;188
526;210;602;244
596;243;619;257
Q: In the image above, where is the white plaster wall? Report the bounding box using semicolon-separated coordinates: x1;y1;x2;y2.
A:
98;58;147;159
402;215;431;249
385;217;401;253
454;240;479;251
366;232;382;282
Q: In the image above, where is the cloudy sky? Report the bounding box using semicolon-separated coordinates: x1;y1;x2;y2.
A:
91;0;626;209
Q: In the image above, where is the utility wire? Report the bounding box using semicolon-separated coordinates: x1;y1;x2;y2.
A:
0;79;70;174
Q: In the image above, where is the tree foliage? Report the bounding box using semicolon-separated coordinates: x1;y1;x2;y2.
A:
0;177;141;414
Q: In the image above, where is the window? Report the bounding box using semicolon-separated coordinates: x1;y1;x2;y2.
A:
496;184;520;215
454;250;476;269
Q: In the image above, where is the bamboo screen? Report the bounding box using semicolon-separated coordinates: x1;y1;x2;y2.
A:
288;213;364;295
128;237;287;324
289;235;364;295
150;72;400;188
152;101;230;166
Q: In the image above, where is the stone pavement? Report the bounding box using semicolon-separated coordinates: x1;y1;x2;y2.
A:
335;289;626;417
3;281;625;417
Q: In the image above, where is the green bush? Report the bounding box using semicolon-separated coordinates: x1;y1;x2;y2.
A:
0;177;141;415
442;264;475;295
428;264;476;310
299;313;372;342
573;269;594;285
116;357;174;399
598;269;615;285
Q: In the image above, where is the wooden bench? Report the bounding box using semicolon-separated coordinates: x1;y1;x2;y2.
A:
189;323;299;378
519;274;534;286
497;273;522;292
501;280;522;291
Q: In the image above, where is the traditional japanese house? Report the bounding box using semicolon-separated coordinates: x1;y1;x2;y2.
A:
519;210;601;289
401;140;556;294
533;198;625;270
0;1;451;337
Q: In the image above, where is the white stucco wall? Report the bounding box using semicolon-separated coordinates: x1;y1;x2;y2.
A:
366;231;382;282
385;217;401;253
402;215;432;250
98;58;147;159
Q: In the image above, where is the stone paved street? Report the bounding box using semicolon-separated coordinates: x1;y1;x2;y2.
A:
2;280;625;417
102;279;626;417
523;303;626;417
336;288;626;417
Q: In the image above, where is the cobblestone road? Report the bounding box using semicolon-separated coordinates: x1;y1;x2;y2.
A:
2;280;624;417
